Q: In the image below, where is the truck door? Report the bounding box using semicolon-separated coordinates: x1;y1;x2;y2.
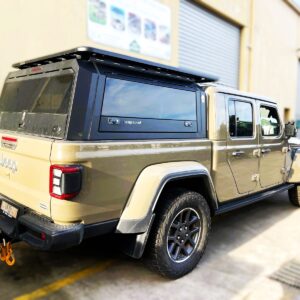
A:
227;97;260;194
258;102;287;188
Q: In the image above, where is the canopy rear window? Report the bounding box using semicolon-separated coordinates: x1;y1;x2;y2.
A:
0;71;74;138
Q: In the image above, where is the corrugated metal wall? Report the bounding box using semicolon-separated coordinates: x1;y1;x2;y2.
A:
179;0;241;87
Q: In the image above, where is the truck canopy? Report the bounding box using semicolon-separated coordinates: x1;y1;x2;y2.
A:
0;47;218;141
0;70;74;138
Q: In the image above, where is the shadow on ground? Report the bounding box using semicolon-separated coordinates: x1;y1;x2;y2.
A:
0;191;298;300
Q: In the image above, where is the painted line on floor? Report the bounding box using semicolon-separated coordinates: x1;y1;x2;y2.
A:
14;260;115;300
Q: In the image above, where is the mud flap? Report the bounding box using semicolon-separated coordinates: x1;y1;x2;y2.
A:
118;214;155;259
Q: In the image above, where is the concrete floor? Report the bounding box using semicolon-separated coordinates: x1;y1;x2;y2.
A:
1;192;300;300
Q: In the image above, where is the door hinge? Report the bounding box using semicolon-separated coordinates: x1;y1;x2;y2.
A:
282;147;289;153
253;149;261;157
281;167;288;174
251;174;260;182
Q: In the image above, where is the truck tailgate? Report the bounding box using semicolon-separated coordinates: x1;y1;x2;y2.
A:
0;134;53;217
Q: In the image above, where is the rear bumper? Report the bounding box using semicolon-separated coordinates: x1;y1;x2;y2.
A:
0;197;118;250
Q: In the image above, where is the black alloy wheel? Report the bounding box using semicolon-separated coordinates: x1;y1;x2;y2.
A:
167;208;201;263
145;188;211;279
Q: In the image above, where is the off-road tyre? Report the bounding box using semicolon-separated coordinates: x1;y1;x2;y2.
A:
145;188;211;279
288;185;300;207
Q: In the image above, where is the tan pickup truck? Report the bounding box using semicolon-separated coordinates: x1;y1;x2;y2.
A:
0;47;298;278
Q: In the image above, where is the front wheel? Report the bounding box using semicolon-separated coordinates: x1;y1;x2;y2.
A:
288;185;300;207
145;189;211;279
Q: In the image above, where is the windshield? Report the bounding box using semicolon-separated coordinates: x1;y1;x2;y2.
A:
0;72;74;138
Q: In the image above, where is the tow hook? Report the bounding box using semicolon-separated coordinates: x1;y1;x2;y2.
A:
0;238;16;266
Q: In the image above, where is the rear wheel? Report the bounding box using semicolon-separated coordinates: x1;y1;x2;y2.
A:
288;185;300;207
145;188;211;279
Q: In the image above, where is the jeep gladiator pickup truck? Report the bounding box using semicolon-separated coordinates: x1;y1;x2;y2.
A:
0;47;298;278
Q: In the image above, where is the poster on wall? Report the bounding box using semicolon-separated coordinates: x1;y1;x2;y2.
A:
87;0;172;61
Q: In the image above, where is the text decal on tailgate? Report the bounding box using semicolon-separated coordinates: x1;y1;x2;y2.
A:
0;154;17;173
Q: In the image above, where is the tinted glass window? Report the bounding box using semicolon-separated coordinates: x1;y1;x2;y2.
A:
0;73;73;114
102;78;196;120
0;72;74;138
228;100;253;137
228;100;236;137
260;105;280;136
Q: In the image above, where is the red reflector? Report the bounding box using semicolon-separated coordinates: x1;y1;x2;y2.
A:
41;232;46;241
2;136;17;142
31;66;42;73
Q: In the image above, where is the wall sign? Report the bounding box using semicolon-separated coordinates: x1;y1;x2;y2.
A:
88;0;172;60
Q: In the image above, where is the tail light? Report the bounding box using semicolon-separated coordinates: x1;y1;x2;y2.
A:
49;165;82;200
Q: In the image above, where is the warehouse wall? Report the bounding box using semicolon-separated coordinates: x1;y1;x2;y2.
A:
194;0;251;90
250;0;300;119
193;0;300;119
195;0;249;25
0;0;299;120
179;0;242;87
0;0;178;91
0;0;252;92
297;61;300;125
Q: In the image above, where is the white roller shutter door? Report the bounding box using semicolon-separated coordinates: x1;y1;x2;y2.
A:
179;0;241;87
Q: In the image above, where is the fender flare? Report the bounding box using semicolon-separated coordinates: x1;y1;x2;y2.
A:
116;161;218;234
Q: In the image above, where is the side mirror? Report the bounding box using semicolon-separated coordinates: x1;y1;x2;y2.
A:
285;121;297;138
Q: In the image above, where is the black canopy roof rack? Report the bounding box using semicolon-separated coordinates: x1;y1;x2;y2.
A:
13;46;218;83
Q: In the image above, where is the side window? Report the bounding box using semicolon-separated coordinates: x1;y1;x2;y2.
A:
102;78;196;120
228;99;254;137
228;100;236;137
260;105;281;136
100;77;198;133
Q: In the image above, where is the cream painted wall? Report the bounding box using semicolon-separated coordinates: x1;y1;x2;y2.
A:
195;0;250;26
0;0;85;90
195;0;300;119
250;0;300;118
0;0;178;90
0;0;299;119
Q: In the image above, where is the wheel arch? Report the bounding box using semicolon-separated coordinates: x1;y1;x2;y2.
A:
156;176;217;214
116;161;218;235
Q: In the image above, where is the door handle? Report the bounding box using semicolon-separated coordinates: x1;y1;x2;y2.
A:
232;150;245;157
261;148;271;154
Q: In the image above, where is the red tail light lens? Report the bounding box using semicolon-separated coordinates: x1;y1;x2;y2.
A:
49;165;82;200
